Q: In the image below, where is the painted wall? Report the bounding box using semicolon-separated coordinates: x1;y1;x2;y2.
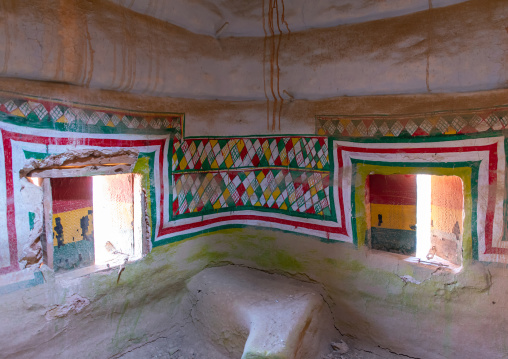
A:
0;85;507;359
1;0;508;356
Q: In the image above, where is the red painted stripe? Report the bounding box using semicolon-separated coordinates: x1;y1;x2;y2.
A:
52;200;93;214
369;174;417;205
51;177;93;213
158;213;348;236
2;132;18;273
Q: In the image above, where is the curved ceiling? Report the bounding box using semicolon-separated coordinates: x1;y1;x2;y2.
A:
109;0;470;37
1;0;505;103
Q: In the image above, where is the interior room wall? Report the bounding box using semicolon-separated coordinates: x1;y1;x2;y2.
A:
1;0;508;358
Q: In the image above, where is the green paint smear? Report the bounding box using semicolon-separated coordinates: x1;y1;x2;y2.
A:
133;152;157;244
23;150;51;160
53;240;94;272
28;212;35;231
186;243;230;264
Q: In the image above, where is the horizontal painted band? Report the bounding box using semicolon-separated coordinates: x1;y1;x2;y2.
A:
370;203;416;231
368;174;416;205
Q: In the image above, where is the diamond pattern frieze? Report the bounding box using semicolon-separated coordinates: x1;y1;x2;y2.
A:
172;169;332;218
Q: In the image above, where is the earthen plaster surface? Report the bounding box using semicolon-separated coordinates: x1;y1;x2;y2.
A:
1;229;506;358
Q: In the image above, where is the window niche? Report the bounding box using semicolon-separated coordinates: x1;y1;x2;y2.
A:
367;173;464;267
22;149;149;274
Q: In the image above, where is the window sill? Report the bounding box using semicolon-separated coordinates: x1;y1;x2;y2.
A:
403;255;462;273
54;259;127;281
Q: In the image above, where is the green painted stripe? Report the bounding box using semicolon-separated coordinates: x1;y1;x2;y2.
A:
327;137;337;220
0;271;44;295
168;136;175;222
370;227;416;256
182;134;328;140
0;112;179;135
172;166;331;174
23;150;51;160
135;152;158;245
351;159;480;169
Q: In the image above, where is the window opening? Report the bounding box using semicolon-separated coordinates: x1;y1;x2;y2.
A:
51;177;94;272
93;174;143;266
368;174;463;266
416;174;432;259
39;173;143;273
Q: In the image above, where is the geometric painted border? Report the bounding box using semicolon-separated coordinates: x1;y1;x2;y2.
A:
0;93;184;138
317;106;508;138
172;137;329;171
170;136;332;221
171;169;334;221
334;135;506;263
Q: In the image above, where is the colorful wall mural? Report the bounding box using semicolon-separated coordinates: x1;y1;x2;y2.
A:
0;92;508;279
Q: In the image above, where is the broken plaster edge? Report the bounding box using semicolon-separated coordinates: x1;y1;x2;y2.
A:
19;148;140;178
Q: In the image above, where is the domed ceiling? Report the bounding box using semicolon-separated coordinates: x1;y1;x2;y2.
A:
1;0;506;103
109;0;470;37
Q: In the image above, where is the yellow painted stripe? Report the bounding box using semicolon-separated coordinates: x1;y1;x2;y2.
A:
370;203;416;231
52;207;93;246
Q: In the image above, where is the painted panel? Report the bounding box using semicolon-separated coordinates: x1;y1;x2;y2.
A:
163;135;345;243
173;137;329;171
172;170;331;219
